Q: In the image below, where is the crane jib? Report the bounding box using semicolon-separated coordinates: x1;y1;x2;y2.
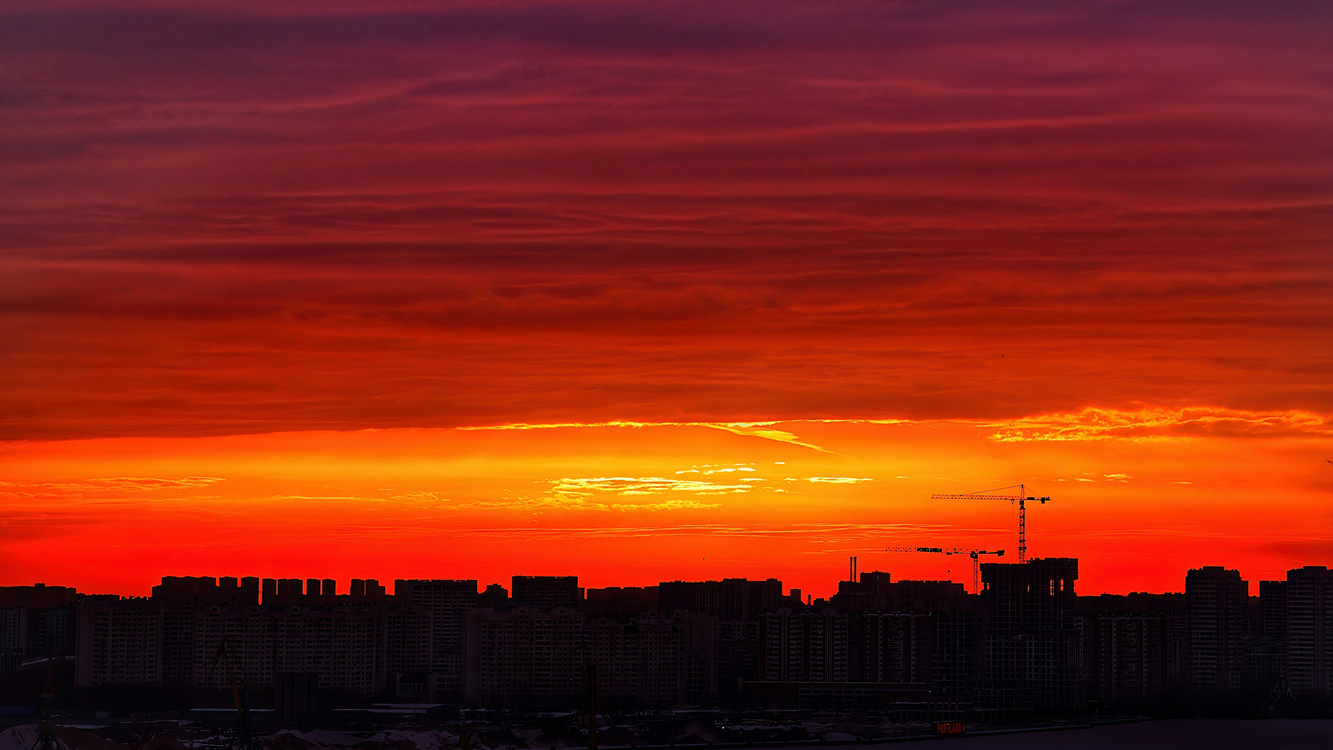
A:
929;487;1052;563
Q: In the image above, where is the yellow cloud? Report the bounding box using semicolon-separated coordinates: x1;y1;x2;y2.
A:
458;419;831;452
550;476;752;497
985;406;1332;442
701;423;831;453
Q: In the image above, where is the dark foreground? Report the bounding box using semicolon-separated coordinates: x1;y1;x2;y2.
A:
5;719;1333;750
920;719;1333;749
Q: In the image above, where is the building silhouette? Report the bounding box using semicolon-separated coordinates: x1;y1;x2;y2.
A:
152;576;259;604
1185;566;1249;691
1246;579;1289;689
659;579;783;621
585;586;659;618
510;576;581;608
1286;566;1333;696
0;582;80;674
394;579;477;697
462;605;586;706
978;558;1084;717
26;557;1333;716
73;579;433;696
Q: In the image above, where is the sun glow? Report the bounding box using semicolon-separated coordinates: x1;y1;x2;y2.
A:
3;410;1329;598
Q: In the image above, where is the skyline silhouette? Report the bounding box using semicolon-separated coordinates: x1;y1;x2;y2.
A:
8;557;1333;718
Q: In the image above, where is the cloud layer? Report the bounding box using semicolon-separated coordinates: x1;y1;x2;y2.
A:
987;406;1333;441
1;1;1331;438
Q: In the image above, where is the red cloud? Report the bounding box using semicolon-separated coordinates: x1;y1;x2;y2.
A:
0;1;1330;439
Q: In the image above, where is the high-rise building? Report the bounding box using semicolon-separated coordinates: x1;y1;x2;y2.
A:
462;606;586;707
1261;580;1289;641
76;597;168;687
193;602;277;691
658;578;783;620
1245;580;1289;690
761;608;849;682
584;586;659;618
511;576;581;608
854;611;932;685
394;579;477;697
674;611;717;702
1134;592;1188;693
75;595;431;697
931;608;980;699
1091;614;1165;704
588;617;683;706
979;558;1085;717
152;576;259;605
831;576;967;613
0;584;80;609
385;606;434;677
1185;566;1248;691
0;609;20;653
1286;566;1333;696
715;620;761;698
1078;592;1187;703
752;608;937;710
0;604;75;661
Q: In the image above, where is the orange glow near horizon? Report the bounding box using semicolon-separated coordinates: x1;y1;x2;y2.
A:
4;412;1330;598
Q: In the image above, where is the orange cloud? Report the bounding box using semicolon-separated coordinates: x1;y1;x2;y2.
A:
464;421;831;453
986;406;1333;442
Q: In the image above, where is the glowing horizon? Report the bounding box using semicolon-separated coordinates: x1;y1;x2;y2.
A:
4;409;1330;599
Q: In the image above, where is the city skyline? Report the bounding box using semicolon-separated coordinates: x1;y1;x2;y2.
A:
6;559;1333;742
8;551;1330;603
11;558;1333;715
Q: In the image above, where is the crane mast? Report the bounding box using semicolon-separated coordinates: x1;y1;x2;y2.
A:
968;549;1005;594
930;483;1050;563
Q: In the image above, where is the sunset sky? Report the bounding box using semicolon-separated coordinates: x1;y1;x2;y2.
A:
1;0;1330;598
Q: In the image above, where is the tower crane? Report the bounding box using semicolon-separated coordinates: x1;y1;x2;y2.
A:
930;484;1050;563
33;644;58;750
208;636;262;750
884;546;1005;594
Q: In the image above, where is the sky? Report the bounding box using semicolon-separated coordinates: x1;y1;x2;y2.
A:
1;0;1331;598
